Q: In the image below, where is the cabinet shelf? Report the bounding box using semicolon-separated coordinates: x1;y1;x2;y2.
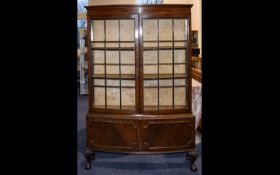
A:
144;73;188;80
143;63;187;65
92;74;188;80
144;85;187;88
144;40;188;42
93;105;135;110
143;46;187;50
91;41;134;43
94;63;186;66
93;63;135;66
92;74;135;79
144;105;188;110
92;47;135;51
93;85;135;88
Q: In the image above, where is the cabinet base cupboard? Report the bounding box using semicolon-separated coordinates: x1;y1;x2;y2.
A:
85;5;198;171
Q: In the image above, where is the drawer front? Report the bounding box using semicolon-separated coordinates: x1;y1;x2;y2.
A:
140;117;195;152
87;116;139;152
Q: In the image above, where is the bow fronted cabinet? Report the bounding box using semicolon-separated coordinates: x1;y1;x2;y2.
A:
85;5;198;171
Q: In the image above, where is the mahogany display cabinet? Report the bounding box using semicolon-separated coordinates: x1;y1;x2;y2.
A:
84;5;198;171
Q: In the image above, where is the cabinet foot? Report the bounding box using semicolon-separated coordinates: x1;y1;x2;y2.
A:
84;148;95;170
186;150;198;172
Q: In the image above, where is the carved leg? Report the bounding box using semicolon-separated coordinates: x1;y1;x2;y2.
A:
186;150;198;172
84;148;95;169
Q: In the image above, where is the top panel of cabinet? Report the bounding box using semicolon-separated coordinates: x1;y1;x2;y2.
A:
85;5;192;17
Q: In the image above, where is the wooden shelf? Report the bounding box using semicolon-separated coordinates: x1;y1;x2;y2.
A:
92;74;187;80
144;73;188;80
143;46;187;50
92;74;135;79
94;63;135;66
93;85;135;88
92;47;135;51
143;40;187;42
91;41;134;43
93;105;135;110
93;105;187;110
144;105;188;110
143;63;187;65
144;85;187;88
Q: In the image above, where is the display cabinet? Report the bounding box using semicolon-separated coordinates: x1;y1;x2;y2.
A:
85;5;197;171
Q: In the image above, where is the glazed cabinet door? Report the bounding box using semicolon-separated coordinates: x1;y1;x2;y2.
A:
139;16;191;114
88;15;140;114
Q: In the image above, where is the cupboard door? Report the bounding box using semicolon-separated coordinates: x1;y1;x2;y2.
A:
89;16;139;113
140;117;195;152
87;115;139;152
141;17;190;113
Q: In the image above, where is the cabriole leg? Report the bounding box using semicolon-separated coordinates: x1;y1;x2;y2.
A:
186;150;198;171
84;148;95;169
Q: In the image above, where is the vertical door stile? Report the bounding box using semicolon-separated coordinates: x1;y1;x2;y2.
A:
138;14;144;114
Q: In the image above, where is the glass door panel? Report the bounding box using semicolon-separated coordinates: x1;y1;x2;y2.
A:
142;18;189;112
90;18;137;111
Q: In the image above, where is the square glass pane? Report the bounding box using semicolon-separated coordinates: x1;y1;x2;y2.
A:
143;51;157;64
106;51;119;64
121;80;135;87
159;42;172;47
159;88;172;108
106;65;119;74
159;50;172;63
174;50;186;63
159;65;172;74
143;19;158;41
94;65;104;74
159;80;172;87
106;42;119;48
121;66;135;74
159;19;172;41
106;20;119;41
107;80;120;86
92;20;104;41
174;42;186;47
143;42;157;48
120;20;134;41
144;65;158;74
121;88;135;109
94;87;105;107
144;80;158;87
174;19;186;40
94;79;105;86
174;64;186;74
121;51;135;64
91;42;104;48
174;79;187;86
93;51;104;63
107;88;120;108
120;43;135;48
174;87;187;107
144;88;158;108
